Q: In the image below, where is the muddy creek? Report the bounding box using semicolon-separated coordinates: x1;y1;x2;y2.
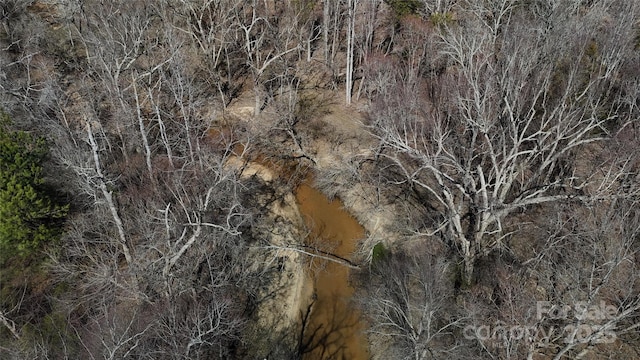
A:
295;182;369;360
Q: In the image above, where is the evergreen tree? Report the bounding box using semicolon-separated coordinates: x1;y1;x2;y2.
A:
0;112;67;262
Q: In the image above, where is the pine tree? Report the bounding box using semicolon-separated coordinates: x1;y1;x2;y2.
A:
0;112;67;262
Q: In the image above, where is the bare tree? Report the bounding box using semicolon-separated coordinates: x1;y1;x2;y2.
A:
74;0;153;163
321;0;345;71
360;248;467;359
0;308;21;341
165;0;241;108
0;0;50;122
4;0;640;358
367;0;639;284
523;199;640;360
353;0;385;101
344;0;358;104
235;1;300;115
149;250;248;360
419;0;458;16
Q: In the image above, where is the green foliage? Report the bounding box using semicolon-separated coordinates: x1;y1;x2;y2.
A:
430;12;455;27
0;112;67;262
291;0;316;16
19;310;78;357
385;0;423;17
371;242;388;264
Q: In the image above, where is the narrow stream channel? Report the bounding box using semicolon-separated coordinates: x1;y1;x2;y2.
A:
295;182;369;360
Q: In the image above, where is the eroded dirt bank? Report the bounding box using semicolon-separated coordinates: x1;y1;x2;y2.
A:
295;182;369;360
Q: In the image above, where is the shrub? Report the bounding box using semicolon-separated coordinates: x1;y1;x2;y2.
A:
371;242;388;264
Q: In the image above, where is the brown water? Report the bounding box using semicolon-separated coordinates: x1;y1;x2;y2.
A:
295;183;369;360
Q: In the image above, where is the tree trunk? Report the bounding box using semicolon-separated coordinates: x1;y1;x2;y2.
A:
323;0;330;64
345;0;355;105
87;124;135;268
254;79;264;116
132;75;153;179
463;248;475;286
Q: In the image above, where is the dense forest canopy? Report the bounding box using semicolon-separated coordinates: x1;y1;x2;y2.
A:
0;0;639;359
